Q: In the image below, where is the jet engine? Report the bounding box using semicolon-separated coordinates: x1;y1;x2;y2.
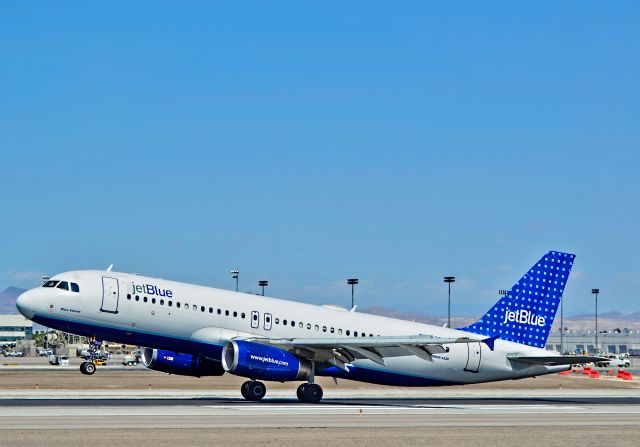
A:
221;340;311;382
141;348;225;377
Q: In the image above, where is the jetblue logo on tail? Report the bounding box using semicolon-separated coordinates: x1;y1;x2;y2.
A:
502;309;546;327
459;251;575;348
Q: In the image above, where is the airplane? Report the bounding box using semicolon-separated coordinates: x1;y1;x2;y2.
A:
15;250;604;403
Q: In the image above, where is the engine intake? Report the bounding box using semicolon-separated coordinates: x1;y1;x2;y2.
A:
141;348;224;377
221;340;311;382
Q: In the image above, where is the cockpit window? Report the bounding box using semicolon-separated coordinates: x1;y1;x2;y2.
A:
71;283;80;293
43;280;59;288
56;281;69;291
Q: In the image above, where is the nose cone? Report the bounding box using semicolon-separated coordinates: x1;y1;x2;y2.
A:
15;290;35;320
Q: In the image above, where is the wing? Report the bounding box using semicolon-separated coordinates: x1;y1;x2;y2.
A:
507;354;609;366
242;334;495;372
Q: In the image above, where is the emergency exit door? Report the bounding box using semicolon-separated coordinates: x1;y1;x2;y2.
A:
100;276;119;314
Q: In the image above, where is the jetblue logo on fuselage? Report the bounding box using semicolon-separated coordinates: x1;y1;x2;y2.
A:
130;283;173;298
502;309;546;327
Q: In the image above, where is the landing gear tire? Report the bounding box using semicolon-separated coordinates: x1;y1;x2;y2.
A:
81;361;96;375
302;383;323;403
241;380;266;401
296;384;307;402
240;381;251;400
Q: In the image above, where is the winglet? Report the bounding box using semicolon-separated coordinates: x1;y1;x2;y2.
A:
482;335;499;351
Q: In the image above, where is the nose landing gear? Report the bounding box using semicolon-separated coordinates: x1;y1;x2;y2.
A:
80;361;96;375
79;338;101;375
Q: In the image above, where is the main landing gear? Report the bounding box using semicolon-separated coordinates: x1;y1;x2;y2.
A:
241;380;267;401
238;380;324;403
238;361;324;403
296;383;323;403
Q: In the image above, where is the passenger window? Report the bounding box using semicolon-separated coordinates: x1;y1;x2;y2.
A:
314;325;319;331
209;307;213;313
241;313;246;319
330;327;334;334
306;323;311;329
338;329;343;335
283;320;287;325
291;321;295;327
346;330;350;336
201;306;205;312
177;302;181;308
43;280;58;288
143;297;148;303
57;281;69;291
225;310;229;316
275;318;280;324
135;296;140;302
152;298;156;304
299;322;303;328
168;301;173;307
217;309;221;315
354;331;358;337
71;283;80;293
322;326;327;332
233;311;237;317
185;303;189;310
127;294;131;300
192;305;197;311
160;299;164;305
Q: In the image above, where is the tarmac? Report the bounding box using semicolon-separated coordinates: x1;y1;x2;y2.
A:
0;361;639;446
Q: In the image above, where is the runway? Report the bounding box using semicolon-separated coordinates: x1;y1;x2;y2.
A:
1;369;639;446
1;396;639;428
1;397;639;447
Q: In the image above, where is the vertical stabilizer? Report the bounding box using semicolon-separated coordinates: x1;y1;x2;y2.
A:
459;251;575;348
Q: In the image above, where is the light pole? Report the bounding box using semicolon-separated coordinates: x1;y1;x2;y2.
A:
444;276;456;328
230;269;239;292
560;292;564;354
258;280;268;296
592;288;600;354
347;278;359;309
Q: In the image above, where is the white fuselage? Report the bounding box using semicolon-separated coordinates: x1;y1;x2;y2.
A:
16;270;565;386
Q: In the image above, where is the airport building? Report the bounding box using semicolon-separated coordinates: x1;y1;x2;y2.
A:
546;329;640;355
0;315;33;347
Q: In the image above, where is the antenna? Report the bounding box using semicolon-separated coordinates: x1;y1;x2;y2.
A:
106;264;113;272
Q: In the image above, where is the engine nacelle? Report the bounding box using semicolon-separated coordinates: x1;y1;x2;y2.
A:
221;340;311;382
141;348;225;377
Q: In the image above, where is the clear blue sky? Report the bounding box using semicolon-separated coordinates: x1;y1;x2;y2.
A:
1;2;638;317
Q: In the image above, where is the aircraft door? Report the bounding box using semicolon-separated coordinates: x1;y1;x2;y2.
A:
464;342;481;373
251;311;259;329
100;276;119;314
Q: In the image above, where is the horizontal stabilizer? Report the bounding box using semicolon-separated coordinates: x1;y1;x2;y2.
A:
507;354;609;366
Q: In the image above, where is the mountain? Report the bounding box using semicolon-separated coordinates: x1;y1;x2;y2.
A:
0;287;26;314
361;306;640;331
